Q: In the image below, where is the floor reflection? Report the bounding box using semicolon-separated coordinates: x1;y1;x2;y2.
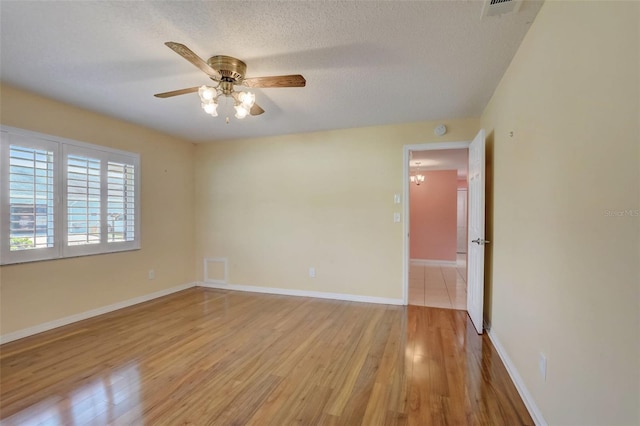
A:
0;396;64;426
1;363;140;425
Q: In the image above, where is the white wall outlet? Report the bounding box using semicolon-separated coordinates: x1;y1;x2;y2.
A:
148;269;155;280
394;194;401;204
539;352;547;381
393;212;401;223
309;267;316;278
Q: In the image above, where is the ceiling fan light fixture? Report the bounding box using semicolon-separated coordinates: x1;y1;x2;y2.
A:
234;104;249;119
156;43;306;121
238;91;255;108
202;101;218;116
198;85;217;102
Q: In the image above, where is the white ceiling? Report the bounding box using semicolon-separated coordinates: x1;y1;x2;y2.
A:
0;1;542;143
410;148;468;179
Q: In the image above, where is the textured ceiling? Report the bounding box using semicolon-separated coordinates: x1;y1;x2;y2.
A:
0;1;542;142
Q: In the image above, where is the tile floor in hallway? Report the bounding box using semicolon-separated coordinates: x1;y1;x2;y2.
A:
409;254;467;310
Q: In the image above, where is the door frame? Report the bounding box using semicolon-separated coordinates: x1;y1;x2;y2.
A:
402;141;471;305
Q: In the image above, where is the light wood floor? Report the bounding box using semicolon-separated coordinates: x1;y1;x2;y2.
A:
0;288;533;425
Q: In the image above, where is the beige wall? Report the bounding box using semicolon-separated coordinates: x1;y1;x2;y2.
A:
194;119;479;300
481;2;639;425
0;84;196;335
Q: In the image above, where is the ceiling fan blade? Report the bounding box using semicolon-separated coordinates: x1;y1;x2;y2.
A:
250;103;265;116
165;42;221;80
242;74;306;88
154;87;200;98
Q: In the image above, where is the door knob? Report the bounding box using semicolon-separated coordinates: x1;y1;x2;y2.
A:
472;238;490;245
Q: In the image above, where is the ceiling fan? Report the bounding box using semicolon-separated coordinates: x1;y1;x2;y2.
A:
154;42;306;119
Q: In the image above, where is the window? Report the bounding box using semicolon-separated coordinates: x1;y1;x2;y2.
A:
1;126;140;264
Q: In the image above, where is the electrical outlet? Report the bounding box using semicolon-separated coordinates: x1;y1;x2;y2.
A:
393;212;401;223
394;194;401;204
148;269;155;280
539;352;547;381
309;267;316;278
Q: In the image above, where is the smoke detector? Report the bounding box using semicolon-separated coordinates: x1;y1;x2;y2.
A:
481;0;522;18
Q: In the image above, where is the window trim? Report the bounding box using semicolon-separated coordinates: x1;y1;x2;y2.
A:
0;125;141;265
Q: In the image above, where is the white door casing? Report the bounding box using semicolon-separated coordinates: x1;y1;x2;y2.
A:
402;141;470;305
467;129;486;334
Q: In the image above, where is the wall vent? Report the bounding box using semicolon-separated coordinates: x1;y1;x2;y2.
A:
481;0;522;18
204;257;228;284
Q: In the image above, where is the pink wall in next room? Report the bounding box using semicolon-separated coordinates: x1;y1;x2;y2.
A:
409;170;458;261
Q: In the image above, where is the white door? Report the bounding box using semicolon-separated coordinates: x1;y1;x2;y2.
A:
467;129;487;334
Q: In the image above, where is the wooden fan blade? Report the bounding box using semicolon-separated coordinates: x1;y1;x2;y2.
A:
250;103;265;116
154;87;200;98
242;74;306;88
165;42;221;80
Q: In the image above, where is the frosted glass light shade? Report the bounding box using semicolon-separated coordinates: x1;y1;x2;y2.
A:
234;104;249;119
239;91;255;108
202;101;218;116
198;85;217;102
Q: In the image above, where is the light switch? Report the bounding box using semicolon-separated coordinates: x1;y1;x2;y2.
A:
394;194;401;204
393;213;401;223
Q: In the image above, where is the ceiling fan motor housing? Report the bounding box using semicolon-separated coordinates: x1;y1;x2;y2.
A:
207;55;247;83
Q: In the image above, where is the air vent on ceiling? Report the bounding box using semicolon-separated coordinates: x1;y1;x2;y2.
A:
481;0;522;18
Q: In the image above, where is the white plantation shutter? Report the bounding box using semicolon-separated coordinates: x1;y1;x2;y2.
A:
62;145;140;257
0;133;58;263
107;161;136;243
1;126;139;265
66;153;101;246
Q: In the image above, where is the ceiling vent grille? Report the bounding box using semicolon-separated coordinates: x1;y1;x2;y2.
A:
481;0;522;18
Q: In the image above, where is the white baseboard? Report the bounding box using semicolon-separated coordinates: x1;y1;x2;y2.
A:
410;258;457;266
198;282;404;306
0;282;197;345
487;329;547;426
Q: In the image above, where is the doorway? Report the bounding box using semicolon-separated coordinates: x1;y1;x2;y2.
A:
402;141;470;310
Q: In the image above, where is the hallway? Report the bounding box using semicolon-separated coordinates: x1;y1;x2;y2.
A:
409;254;467;310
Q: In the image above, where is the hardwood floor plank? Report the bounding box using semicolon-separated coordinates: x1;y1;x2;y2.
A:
0;288;533;425
338;307;396;424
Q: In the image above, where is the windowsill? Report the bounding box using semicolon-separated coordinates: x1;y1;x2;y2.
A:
0;246;142;266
